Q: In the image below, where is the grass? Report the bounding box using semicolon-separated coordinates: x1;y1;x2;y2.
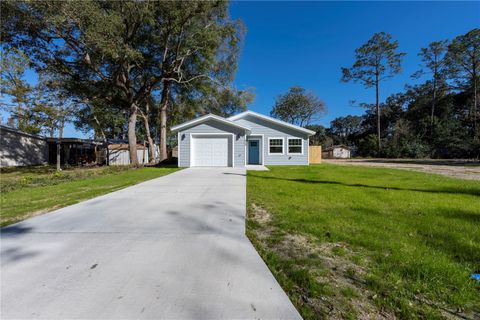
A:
247;164;480;319
1;165;179;227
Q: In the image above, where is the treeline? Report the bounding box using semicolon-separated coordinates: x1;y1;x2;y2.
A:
310;29;479;159
0;1;252;165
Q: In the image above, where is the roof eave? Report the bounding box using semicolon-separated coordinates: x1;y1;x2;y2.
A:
229;111;316;136
171;114;251;132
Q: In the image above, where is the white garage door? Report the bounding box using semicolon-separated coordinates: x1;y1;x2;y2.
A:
192;136;231;167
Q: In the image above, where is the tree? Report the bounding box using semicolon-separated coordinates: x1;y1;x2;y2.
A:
35;74;77;171
270;86;326;126
0;47;34;132
152;2;244;161
2;1;243;165
446;28;480;139
412;40;449;129
341;32;406;150
330;115;363;145
305;124;331;146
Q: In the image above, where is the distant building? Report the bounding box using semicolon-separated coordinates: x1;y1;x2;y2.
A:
322;145;351;159
0;125;159;167
107;143;150;165
46;137;102;166
0;125;48;167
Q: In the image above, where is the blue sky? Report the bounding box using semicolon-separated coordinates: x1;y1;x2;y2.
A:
2;1;479;137
229;1;479;126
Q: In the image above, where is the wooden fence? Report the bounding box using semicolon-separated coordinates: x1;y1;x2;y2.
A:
308;146;322;164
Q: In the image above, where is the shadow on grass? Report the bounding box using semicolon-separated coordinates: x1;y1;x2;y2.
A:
0;165;56;175
439;209;480;224
223;172;247;176
250;174;480;197
418;223;480;266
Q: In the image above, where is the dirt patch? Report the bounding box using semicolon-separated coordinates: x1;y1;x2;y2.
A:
324;159;480;180
248;203;395;320
249;203;272;224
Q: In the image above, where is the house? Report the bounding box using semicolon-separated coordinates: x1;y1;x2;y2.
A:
322;145;351;159
171;111;315;167
1;124;101;167
0;125;48;167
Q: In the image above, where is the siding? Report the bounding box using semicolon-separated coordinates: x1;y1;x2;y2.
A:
0;126;48;167
234;115;309;165
108;149;149;165
178;119;246;167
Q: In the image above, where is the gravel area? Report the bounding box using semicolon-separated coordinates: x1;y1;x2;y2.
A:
324;159;480;180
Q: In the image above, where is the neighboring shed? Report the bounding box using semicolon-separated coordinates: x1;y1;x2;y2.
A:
171;146;178;158
108;143;149;165
0;125;48;167
322;145;351;159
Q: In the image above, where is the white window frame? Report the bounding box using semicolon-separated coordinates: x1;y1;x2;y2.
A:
268;137;285;155
287;137;303;155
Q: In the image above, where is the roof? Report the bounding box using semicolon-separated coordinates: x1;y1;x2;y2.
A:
228;110;316;135
323;144;351;151
0;125;45;140
170;114;251;132
46;137;103;145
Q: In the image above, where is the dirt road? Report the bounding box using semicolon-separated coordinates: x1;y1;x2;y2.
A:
324;159;480;180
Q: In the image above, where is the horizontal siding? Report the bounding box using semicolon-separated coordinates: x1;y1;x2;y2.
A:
178;120;246;167
109;149;149;165
234;115;309;165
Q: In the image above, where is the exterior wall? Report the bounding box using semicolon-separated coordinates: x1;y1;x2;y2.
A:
178;119;246;167
108;148;149;165
233;115;309;165
333;147;350;159
0;126;48;167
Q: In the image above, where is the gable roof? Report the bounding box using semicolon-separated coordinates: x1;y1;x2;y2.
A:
228;110;316;135
170;113;251;132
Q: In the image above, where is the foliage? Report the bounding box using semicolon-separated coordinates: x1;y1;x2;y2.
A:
310;29;479;159
270;86;326;126
1;0;246;164
0;47;37;132
341;32;406;150
247;165;480;319
445;28;480;139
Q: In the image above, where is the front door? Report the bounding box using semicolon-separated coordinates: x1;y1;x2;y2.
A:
248;140;260;164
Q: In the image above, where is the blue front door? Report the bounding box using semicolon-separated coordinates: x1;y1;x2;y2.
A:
248;140;260;164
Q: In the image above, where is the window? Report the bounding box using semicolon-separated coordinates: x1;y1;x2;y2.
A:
288;138;303;154
268;138;284;154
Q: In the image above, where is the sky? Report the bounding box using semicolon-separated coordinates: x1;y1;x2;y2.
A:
2;1;479;138
229;1;479;127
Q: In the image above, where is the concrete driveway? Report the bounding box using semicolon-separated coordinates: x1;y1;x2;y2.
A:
1;168;301;319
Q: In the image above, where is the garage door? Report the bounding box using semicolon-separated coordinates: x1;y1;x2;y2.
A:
192;136;231;167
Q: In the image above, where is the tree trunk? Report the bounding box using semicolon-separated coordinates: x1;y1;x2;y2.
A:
431;76;437;138
375;74;381;151
159;82;171;162
93;115;106;142
128;103;139;166
141;106;156;163
474;75;477;139
56;120;64;172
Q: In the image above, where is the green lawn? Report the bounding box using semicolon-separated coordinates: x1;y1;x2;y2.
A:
247;164;480;319
1;165;179;227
